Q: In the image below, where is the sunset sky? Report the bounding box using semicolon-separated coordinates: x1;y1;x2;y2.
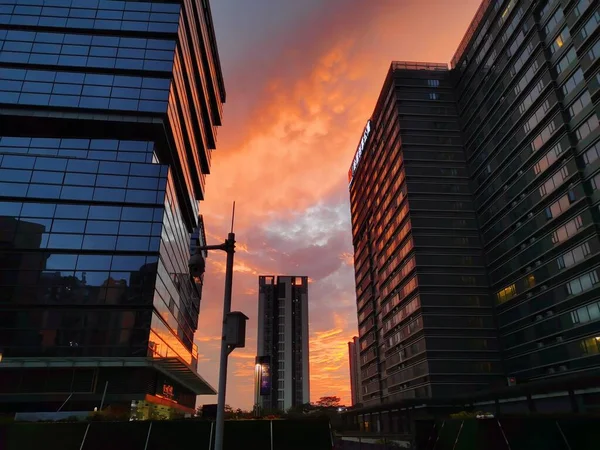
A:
194;0;482;410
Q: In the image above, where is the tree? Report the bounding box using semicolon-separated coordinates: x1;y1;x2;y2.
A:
315;396;341;409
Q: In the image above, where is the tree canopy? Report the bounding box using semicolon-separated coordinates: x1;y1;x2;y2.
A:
315;396;341;408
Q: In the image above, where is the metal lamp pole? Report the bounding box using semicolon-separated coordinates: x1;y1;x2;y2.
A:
190;204;236;450
213;231;235;450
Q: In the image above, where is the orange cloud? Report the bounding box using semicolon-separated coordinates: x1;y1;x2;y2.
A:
194;0;482;410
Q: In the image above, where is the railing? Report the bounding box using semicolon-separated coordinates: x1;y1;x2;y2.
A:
148;331;199;369
391;61;448;71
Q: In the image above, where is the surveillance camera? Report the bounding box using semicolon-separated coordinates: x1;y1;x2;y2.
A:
189;252;206;281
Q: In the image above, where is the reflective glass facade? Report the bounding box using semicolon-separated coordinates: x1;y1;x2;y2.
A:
350;0;600;407
0;0;225;414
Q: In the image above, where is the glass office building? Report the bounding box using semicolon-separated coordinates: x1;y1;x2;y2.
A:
0;0;226;417
349;0;599;406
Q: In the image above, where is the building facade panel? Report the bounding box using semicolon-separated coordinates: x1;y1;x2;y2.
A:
0;0;225;416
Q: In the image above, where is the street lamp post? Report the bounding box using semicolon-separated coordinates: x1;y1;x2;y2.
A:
188;206;240;450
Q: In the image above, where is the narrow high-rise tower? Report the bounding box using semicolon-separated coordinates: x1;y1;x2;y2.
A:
255;275;310;412
348;336;362;406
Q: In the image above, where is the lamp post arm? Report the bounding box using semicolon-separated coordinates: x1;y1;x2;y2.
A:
197;242;228;252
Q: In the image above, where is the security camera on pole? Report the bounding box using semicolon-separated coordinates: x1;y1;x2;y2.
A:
188;202;248;450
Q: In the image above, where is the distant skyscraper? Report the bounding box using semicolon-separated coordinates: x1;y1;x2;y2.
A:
349;0;600;407
255;275;310;412
0;0;225;417
348;336;362;406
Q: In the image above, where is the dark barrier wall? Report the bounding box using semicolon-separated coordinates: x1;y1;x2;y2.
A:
415;418;600;450
0;419;333;450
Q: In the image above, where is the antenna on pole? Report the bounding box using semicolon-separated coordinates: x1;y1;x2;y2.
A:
230;201;236;234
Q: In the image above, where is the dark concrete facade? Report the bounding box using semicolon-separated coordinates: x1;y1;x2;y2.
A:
256;276;310;412
349;0;600;407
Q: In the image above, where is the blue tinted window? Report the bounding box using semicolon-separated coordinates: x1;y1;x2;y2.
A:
82;234;117;250
48;233;83;249
67;159;97;173
93;188;125;202
117;236;149;251
34;157;67;170
46;253;78;270
128;176;158;190
0;201;22;216
99;160;129;175
122;207;154;222
0;168;31;182
60;186;93;200
77;254;113;271
79;96;110;108
55;71;85;84
64;173;96;186
50;94;80;107
89;46;117;57
96;174;127;188
22;81;53;93
125;189;154;203
52;219;85;233
27;184;61;198
20;202;56;218
86;220;119;234
149;236;161;252
130;163;160;177
89;205;121;220
31;171;64;184
88;150;116;161
25;70;56;82
0;182;27;197
55;204;89;219
20;93;51;105
85;73;114;86
1;155;34;169
120;221;151;235
91;140;119;151
112;255;146;271
52;83;82;95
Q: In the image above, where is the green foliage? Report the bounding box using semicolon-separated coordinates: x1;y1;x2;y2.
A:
315;396;341;408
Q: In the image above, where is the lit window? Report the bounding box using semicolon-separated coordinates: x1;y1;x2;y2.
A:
580;337;600;355
550;27;570;54
496;284;517;304
524;274;536;289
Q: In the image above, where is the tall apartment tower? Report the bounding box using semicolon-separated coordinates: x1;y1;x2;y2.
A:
0;0;226;417
348;336;362;406
256;275;310;412
349;65;502;407
349;0;600;407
